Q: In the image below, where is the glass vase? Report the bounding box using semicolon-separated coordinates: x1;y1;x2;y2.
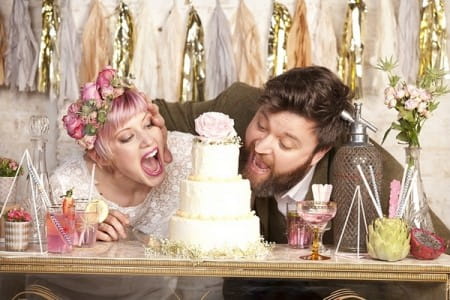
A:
402;146;434;231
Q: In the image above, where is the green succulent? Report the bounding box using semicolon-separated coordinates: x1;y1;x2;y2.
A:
366;218;410;262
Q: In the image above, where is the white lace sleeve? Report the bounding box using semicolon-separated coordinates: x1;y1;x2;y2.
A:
49;153;92;203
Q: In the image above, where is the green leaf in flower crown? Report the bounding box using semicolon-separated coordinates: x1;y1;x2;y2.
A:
84;124;97;135
97;110;107;124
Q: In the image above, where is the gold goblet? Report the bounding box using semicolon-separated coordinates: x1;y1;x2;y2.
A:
298;201;337;260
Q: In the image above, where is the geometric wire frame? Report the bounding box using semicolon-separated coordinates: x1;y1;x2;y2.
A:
335;185;368;259
0;149;50;254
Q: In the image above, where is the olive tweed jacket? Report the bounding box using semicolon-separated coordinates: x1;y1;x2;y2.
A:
155;82;450;247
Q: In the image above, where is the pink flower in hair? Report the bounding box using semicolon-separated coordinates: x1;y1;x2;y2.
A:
63;113;84;139
78;135;97;150
82;82;101;101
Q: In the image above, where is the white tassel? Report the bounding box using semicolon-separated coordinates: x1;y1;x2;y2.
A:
368;0;398;92
58;0;80;102
131;0;159;99
398;0;420;83
305;0;337;73
159;1;185;102
206;0;236;99
5;0;39;91
233;0;266;87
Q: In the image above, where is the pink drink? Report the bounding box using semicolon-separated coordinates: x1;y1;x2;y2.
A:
287;211;311;248
300;211;336;230
46;211;75;253
74;211;97;248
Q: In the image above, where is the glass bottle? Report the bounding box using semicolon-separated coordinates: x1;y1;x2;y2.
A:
402;146;434;231
26;115;53;247
331;103;382;253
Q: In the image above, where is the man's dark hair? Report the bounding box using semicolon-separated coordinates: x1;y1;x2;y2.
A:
258;66;353;153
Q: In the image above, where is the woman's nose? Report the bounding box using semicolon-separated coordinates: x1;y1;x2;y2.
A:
254;134;273;154
139;132;156;148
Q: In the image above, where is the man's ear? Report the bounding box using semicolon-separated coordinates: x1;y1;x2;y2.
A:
310;147;331;166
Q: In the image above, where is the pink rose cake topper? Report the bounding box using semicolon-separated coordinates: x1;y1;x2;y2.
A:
194;112;237;139
62;66;131;150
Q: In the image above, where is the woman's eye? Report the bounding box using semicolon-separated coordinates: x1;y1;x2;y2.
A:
119;135;133;143
257;122;266;130
279;141;293;150
145;122;153;129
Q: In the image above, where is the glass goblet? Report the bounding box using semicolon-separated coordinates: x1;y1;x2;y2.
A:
297;201;337;260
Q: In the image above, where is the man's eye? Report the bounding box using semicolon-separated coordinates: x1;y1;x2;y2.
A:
279;141;293;150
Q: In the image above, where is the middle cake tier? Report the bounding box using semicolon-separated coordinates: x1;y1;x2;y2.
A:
179;178;252;217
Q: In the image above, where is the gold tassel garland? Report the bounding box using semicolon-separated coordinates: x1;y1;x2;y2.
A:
267;2;292;78
287;0;312;69
37;0;60;94
418;0;449;79
179;5;205;103
0;13;6;85
80;0;111;84
338;0;366;100
233;0;266;87
112;1;135;79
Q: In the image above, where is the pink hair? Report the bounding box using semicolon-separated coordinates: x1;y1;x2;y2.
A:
93;88;149;161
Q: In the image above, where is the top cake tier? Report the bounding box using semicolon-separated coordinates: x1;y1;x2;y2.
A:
191;137;240;180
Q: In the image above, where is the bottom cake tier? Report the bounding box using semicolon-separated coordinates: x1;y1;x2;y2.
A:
168;214;261;251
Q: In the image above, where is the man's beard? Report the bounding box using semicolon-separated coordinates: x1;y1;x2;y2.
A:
242;147;314;198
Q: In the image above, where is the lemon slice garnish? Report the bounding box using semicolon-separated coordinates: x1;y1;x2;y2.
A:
85;199;109;223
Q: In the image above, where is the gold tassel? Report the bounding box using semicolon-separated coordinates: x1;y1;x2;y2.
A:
179;5;205;103
112;1;134;79
338;0;366;100
287;0;312;69
80;0;111;84
267;2;292;78
37;0;60;93
0;13;6;85
418;0;449;78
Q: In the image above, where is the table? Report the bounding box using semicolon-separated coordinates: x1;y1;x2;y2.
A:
1;241;449;299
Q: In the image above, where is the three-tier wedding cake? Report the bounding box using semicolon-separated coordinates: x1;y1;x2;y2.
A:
168;112;262;253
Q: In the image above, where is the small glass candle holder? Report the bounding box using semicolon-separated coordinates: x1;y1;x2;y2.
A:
286;202;311;249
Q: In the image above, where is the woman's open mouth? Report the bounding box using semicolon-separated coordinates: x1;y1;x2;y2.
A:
141;148;163;176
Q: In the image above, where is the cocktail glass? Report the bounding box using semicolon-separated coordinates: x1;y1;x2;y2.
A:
298;201;337;260
46;206;75;253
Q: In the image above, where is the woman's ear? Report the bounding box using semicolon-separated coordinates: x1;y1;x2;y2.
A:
86;150;111;170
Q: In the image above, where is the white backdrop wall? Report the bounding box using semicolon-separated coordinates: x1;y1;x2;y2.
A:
0;0;449;228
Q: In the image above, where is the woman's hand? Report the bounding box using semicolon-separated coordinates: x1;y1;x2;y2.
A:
148;102;173;164
96;210;130;242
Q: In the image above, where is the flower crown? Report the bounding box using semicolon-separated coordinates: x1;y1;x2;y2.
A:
62;67;133;150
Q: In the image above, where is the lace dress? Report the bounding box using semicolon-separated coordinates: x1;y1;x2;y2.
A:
29;131;194;300
50;131;193;238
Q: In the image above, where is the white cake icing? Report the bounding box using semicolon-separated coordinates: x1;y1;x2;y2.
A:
191;138;240;180
179;178;251;217
168;112;261;252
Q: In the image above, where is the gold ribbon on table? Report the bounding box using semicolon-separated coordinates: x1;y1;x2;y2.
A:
179;5;205;103
338;0;366;100
418;0;449;78
267;2;292;78
112;1;135;79
37;0;60;94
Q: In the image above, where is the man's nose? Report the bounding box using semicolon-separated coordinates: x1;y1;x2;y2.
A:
254;134;273;154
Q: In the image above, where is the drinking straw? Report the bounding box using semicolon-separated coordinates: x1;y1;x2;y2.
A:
87;164;96;204
396;170;418;218
368;165;381;211
356;164;383;218
49;213;72;246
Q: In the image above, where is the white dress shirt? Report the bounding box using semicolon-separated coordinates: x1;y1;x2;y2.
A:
275;165;316;217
